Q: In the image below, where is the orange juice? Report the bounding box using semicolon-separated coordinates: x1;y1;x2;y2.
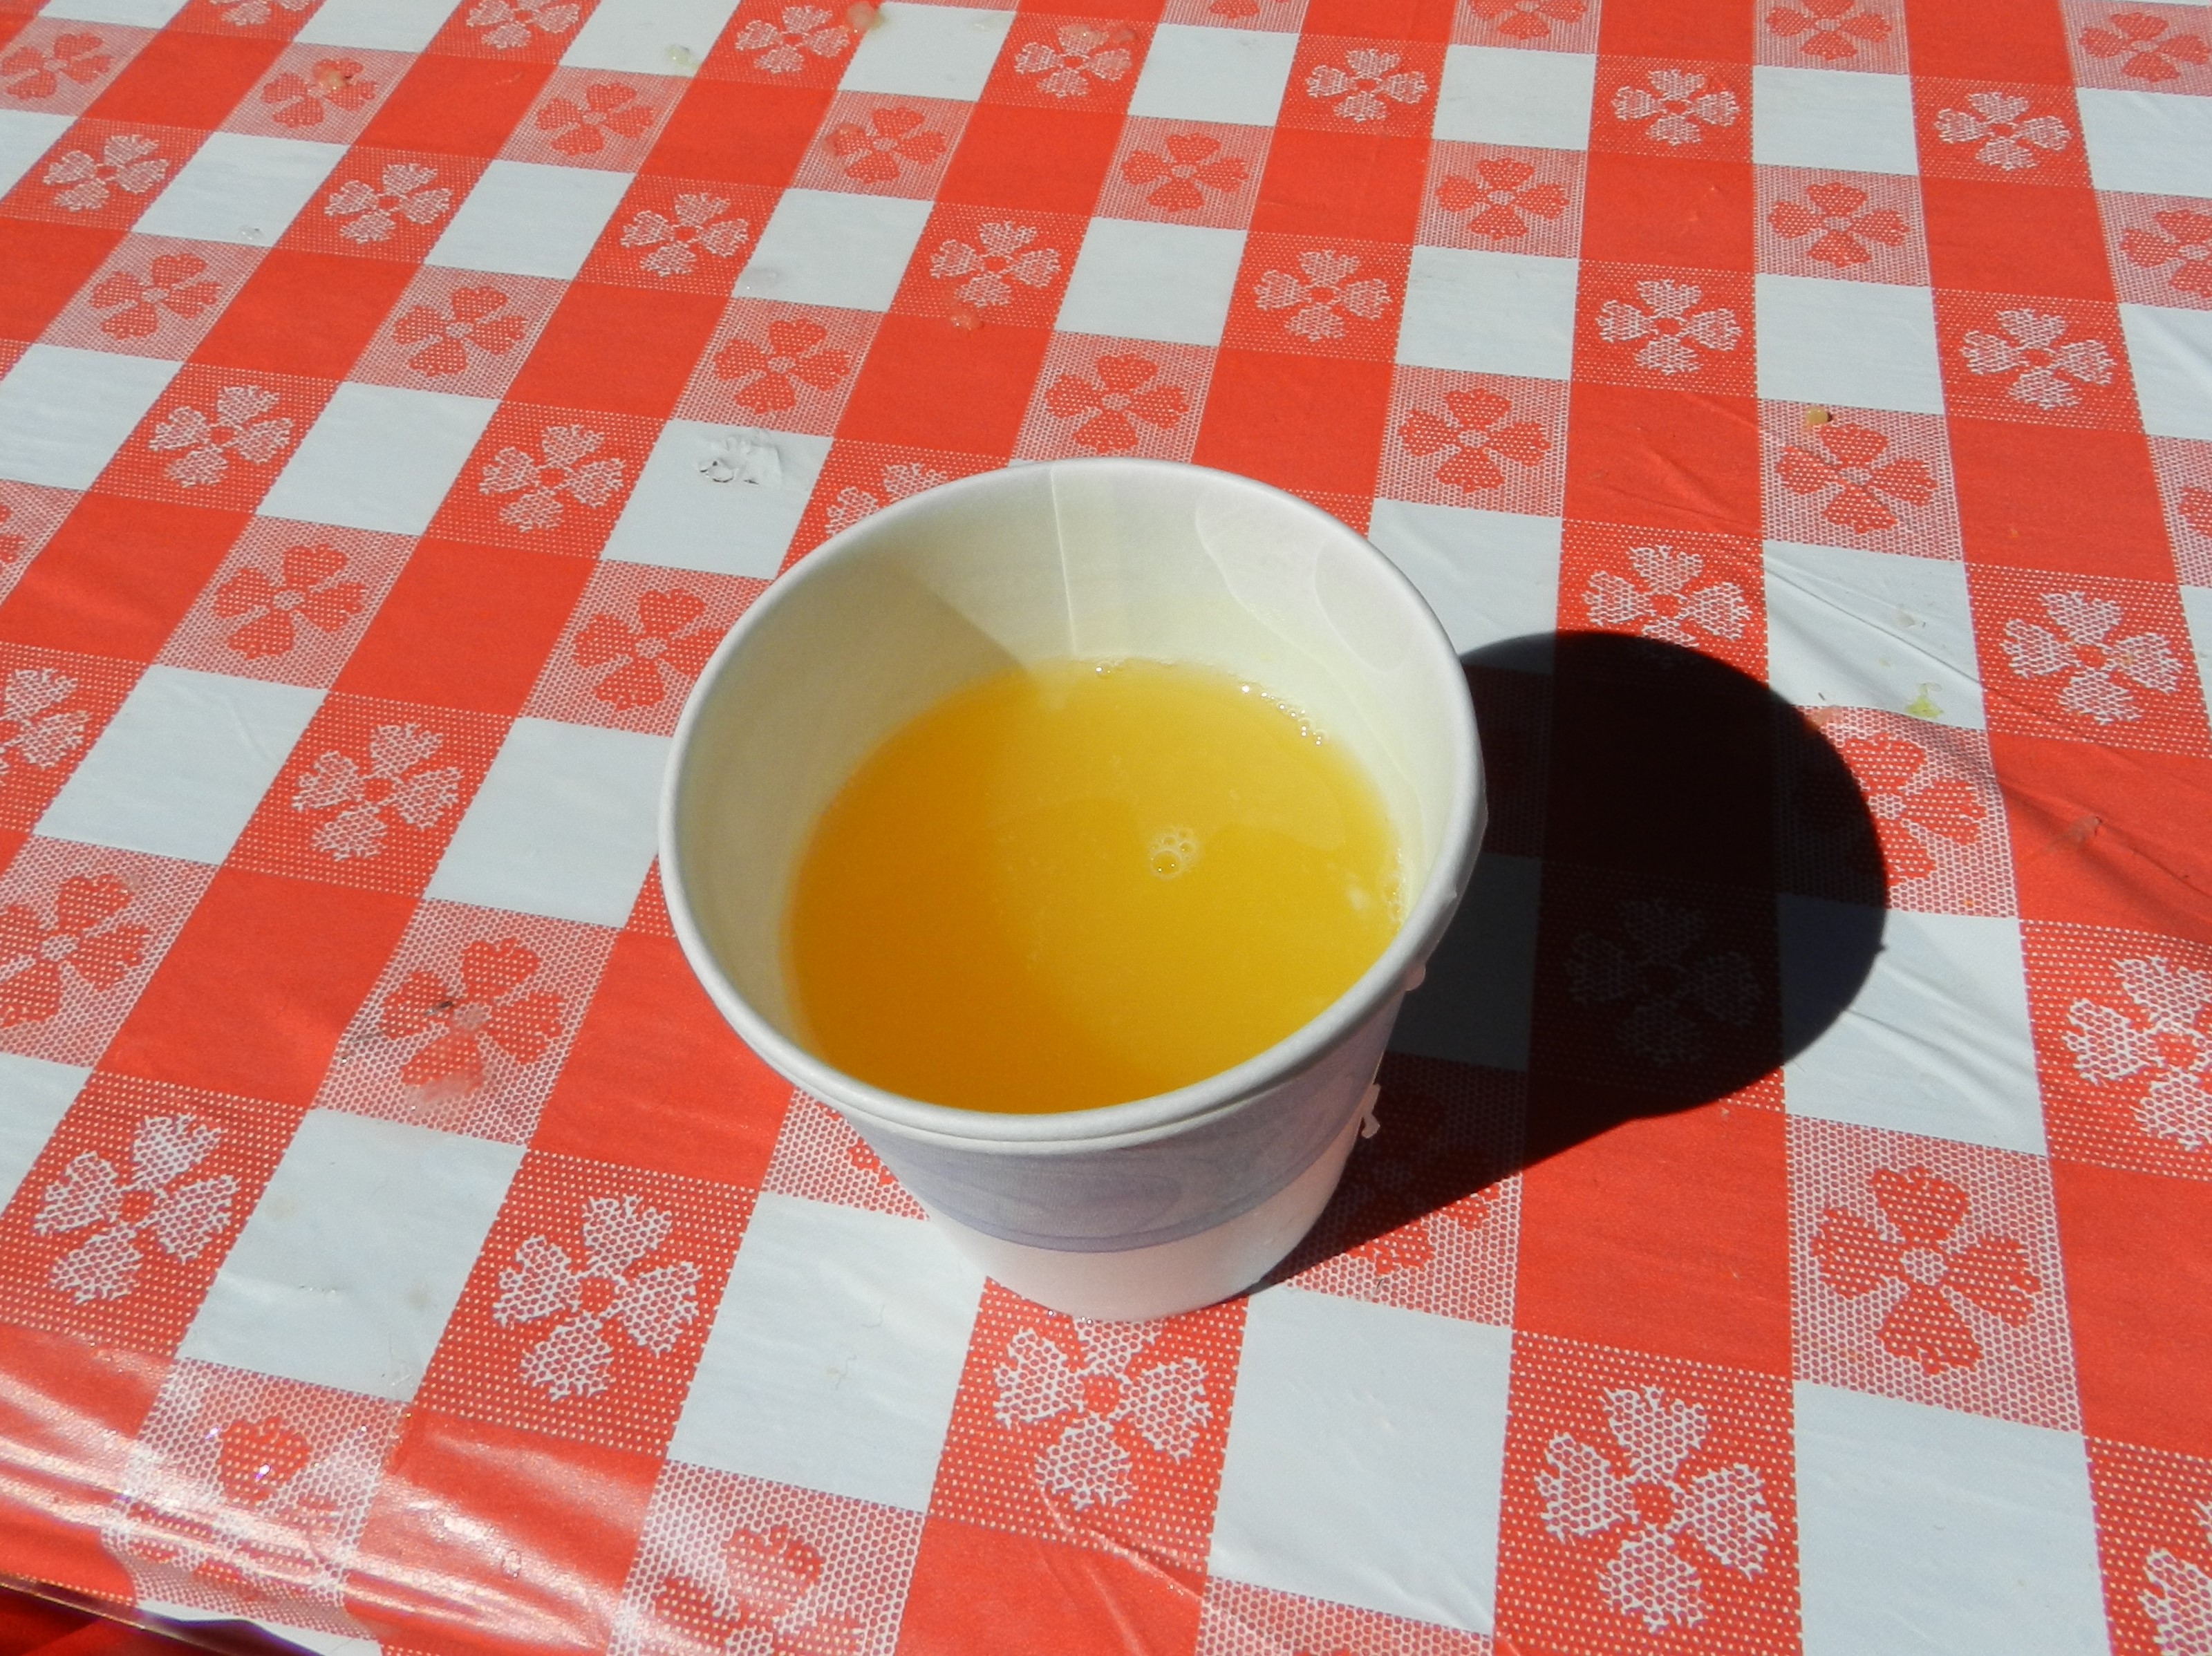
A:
784;658;1401;1113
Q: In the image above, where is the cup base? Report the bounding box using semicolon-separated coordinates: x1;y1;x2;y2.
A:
917;1103;1368;1320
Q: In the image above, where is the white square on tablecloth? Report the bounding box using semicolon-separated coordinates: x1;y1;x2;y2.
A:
1367;501;1561;659
1389;851;1541;1073
1782;904;2046;1156
1400;247;1577;382
1756;276;1943;415
37;667;324;867
603;420;831;578
735;189;932;314
425;161;634;282
667;1192;985;1514
1763;540;1984;728
1795;1384;2108;1656
36;0;186;26
838;3;1015;103
179;1111;523;1402
0;111;71;197
2120;303;2212;442
1750;67;1920;176
131;133;344;249
0;1055;86;1210
256;382;500;536
561;0;743;74
1056;219;1246;346
1210;1285;1512;1635
1432;47;1596;151
1127;26;1300;127
2079;87;2212;196
294;0;458;52
426;717;669;928
0;346;181;491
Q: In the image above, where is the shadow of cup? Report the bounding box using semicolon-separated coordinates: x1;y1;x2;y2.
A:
1278;629;1888;1278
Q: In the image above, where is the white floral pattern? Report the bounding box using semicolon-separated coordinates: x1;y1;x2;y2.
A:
1566;897;1760;1066
467;0;580;50
1596;279;1741;375
621;193;749;277
1935;91;2070;171
1015;23;1132;97
1960;309;2114;410
1538;1385;1777;1632
2066;956;2212;1151
325;163;452;243
825;461;946;533
1611;68;1738;145
1304;48;1428;122
2146;1500;2212;1656
492;1196;700;1400
930;221;1061;308
993;1321;1209;1509
2001;591;2182;724
292;722;462;860
731;6;852;73
148;386;291;488
1253;250;1392;341
35;1116;236;1302
480;424;626;531
43;134;165;213
214;0;312;24
1584;543;1749;648
0;669;86;780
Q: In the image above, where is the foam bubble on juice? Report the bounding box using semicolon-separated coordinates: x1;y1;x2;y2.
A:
784;658;1403;1113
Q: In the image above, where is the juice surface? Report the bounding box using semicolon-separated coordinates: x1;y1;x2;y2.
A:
785;658;1402;1113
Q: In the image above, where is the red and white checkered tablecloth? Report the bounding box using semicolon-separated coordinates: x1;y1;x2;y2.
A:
1;0;2210;1648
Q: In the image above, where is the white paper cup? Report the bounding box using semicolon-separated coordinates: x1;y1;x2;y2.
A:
662;457;1483;1319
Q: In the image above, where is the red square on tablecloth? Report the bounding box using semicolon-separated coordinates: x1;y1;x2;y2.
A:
347;1406;659;1656
0;1071;300;1355
533;930;792;1190
2083;1437;2212;1656
0;644;142;834
1967;565;2212;759
1494;1333;1801;1656
1573;262;1756;397
927;1285;1244;1583
1934;292;2140;433
412;1151;753;1458
225;692;509;896
1096;118;1268;232
1912;76;2091;190
1995;732;2212;939
1221;230;1411;364
2053;1158;2212;1458
1588;58;1750;162
1557;520;1765;678
893;1515;1203;1656
0;1321;165;1603
2022;919;2212;1185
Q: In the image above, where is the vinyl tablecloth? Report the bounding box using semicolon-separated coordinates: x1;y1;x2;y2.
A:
0;0;2209;1648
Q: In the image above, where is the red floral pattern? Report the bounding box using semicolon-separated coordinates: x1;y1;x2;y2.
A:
1774;422;1936;534
2079;11;2208;81
212;542;366;659
378;939;564;1097
1398;388;1550;492
1767;182;1908;270
1435;159;1567;241
1042;355;1188;452
572;589;718;711
0;874;147;1028
1810;1165;2040;1375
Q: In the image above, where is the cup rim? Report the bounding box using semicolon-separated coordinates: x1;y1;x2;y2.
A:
659;455;1482;1151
